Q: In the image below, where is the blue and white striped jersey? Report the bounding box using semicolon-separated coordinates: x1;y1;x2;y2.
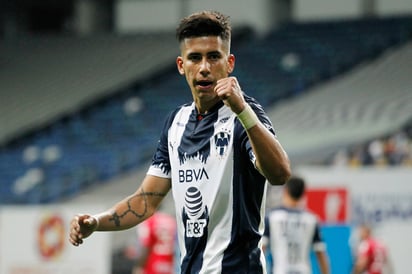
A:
263;207;326;274
147;94;275;274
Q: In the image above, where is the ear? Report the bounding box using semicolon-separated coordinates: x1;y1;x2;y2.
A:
176;56;185;75
227;54;235;74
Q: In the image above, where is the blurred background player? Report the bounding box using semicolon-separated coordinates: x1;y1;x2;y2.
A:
351;224;394;274
263;176;330;274
132;211;176;274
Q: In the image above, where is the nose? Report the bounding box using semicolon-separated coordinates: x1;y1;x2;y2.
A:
199;58;210;76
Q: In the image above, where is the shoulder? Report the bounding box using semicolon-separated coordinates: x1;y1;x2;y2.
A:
371;238;387;250
304;209;321;219
243;93;274;132
154;212;176;227
243;94;264;113
358;239;372;254
159;102;193;132
157;212;175;221
266;206;290;217
167;102;192;120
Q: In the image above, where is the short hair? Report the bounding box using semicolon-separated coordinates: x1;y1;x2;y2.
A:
176;10;232;43
285;176;306;200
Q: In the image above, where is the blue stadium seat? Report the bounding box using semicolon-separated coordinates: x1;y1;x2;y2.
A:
1;15;411;204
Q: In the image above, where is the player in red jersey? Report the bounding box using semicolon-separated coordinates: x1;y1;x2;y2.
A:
133;212;177;274
352;224;393;274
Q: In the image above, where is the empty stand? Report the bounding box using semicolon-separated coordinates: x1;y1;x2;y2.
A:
0;32;178;144
1;16;412;204
270;40;412;164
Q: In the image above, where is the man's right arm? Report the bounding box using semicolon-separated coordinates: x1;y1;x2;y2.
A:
69;175;171;246
315;251;330;274
312;221;330;274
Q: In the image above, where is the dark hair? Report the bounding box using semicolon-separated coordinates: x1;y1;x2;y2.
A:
176;10;231;43
285;176;306;200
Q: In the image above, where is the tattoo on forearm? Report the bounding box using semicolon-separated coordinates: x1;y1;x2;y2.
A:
109;188;166;227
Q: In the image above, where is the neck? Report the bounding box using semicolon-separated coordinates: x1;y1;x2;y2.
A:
195;98;222;115
283;196;300;208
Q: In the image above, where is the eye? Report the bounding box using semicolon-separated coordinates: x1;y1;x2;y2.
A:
208;52;221;61
188;53;201;62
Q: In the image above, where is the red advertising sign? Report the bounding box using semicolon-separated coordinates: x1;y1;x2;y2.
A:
305;187;348;224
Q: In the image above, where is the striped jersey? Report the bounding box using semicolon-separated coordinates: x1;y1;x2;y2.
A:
147;95;275;274
263;207;326;274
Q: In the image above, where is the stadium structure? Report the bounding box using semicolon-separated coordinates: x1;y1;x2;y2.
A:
0;1;412;274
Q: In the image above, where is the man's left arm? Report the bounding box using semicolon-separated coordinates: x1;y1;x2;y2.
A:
244;119;291;185
215;76;291;185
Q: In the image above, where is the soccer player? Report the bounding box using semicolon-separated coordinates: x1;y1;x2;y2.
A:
263;176;330;274
132;211;176;274
69;10;291;273
351;224;393;274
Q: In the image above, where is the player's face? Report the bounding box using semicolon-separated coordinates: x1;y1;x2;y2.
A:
176;36;235;107
358;225;370;240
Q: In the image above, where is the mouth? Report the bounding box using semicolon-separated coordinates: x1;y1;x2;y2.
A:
195;80;214;90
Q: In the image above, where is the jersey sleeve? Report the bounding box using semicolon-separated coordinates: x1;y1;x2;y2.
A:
312;222;327;252
147;109;179;178
243;95;276;167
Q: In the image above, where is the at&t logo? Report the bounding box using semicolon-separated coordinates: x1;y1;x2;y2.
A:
184;187;208;238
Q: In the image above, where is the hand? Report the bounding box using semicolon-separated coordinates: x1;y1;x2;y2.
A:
68;214;98;246
214;76;246;114
132;266;144;274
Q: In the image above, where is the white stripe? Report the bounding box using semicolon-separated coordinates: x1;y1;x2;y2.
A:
199;107;236;273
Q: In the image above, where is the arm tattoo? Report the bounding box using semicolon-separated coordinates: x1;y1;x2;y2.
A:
109;187;166;227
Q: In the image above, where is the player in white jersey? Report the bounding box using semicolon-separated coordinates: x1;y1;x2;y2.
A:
69;10;291;273
263;177;330;274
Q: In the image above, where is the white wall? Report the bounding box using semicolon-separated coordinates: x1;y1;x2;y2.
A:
378;0;412;15
115;0;412;34
0;205;111;274
115;0;275;34
294;0;361;21
295;0;412;21
115;0;180;33
189;0;273;33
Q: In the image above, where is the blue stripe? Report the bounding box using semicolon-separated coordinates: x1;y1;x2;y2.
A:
180;207;209;273
221;97;268;273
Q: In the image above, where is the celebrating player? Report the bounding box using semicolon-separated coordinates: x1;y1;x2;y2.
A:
69;10;291;273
